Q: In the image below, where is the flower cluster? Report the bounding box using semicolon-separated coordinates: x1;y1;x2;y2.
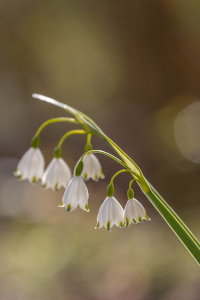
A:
14;117;150;231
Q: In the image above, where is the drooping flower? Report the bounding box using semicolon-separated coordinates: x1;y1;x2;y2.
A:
80;154;105;181
62;176;89;212
14;147;45;183
124;198;150;226
42;157;71;191
96;196;124;231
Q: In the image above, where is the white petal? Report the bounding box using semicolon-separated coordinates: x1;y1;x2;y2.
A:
124;200;135;225
15;148;44;183
132;199;146;222
96;201;105;229
42;158;71;191
79;154;104;181
89;154;104;181
96;197;124;231
77;176;89;211
59;158;72;187
112;197;124;227
102;197;116;229
62;177;79;212
124;198;149;226
62;176;89;212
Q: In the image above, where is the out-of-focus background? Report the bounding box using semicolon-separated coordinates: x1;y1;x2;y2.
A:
0;1;200;299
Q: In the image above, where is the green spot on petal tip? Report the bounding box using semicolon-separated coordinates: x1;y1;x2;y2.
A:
54;183;59;192
126;218;129;227
119;221;124;227
107;221;111;231
145;213;151;220
85;204;89;211
95;222;100;229
32;176;36;184
67;204;71;212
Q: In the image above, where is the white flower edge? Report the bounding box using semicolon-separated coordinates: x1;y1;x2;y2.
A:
14;147;45;183
42;157;72;191
62;176;89;212
75;154;105;181
96;197;124;231
124;198;151;226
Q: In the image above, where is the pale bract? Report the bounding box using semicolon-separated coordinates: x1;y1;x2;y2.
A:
81;154;105;181
42;158;72;191
62;176;89;212
14;147;45;183
124;198;150;226
96;196;124;231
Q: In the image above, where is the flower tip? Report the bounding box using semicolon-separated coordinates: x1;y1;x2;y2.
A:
145;213;151;221
32;176;37;184
54;183;59;192
100;171;105;179
107;221;111;232
66;204;71;212
119;221;124;228
13;169;18;176
95;222;100;229
126;218;129;227
83;173;88;180
94;174;99;181
58;201;64;207
17;174;23;181
85;204;89;212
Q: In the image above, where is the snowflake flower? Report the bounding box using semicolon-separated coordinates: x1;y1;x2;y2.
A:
14;147;44;183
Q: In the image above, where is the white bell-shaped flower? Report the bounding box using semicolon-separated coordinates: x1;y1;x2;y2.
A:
124;198;150;226
14;147;45;183
62;176;89;212
81;154;105;181
42;158;71;191
96;197;124;231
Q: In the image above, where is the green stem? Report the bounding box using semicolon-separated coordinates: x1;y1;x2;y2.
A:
34;94;200;265
147;182;200;248
57;130;87;148
145;188;200;264
129;179;137;189
87;133;92;145
81;150;128;169
35;117;79;136
110;169;133;185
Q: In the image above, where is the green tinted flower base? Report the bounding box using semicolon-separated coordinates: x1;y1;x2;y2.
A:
32;93;200;265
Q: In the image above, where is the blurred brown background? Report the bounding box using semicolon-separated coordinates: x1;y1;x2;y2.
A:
0;0;200;299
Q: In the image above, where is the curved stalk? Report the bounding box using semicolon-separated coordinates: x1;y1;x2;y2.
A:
35;117;79;136
33;93;200;265
57;130;87;148
81;150;128;169
110;169;134;185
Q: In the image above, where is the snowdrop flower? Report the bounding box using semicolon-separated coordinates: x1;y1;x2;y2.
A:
14;147;45;183
81;154;105;181
124;198;150;226
96;183;124;231
62;175;89;212
42;157;71;191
